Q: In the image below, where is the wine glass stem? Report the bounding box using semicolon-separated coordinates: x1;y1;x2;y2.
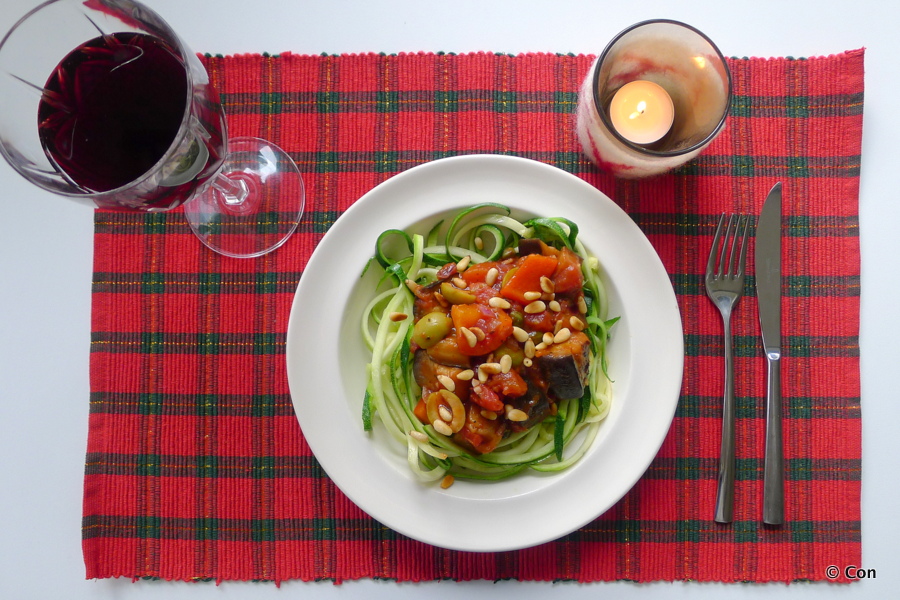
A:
211;173;249;206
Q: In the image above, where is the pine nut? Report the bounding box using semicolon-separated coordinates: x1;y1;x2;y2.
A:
524;339;536;358
470;326;486;342
485;267;499;286
542;332;554;345
457;369;475;381
409;430;429;443
389;312;408;322
460;326;478;347
480;410;498;420
489;296;511;309
554;328;572;344
523;291;542;302
577;296;587;314
479;362;502;375
524;300;546;314
405;279;420;294
554;319;564;334
434;291;449;307
437;374;456;392
438;405;453;422
433;419;453;436
569;316;585;331
512;326;529;343
452;277;468;289
548;300;561;312
535;342;547;351
523;357;533;367
456;255;471;272
499;353;512;373
477;368;489;383
540;276;555;294
507;408;528;422
474;236;484;250
440;474;455;489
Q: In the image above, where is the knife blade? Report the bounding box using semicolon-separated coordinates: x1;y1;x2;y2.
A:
756;182;784;525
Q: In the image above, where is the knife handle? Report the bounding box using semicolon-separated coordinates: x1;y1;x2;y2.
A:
763;354;784;525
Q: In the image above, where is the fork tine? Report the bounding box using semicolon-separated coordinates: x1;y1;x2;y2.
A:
719;214;737;277
736;215;750;276
707;213;726;277
726;214;741;276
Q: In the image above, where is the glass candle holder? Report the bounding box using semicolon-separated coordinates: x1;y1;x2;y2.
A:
576;19;732;178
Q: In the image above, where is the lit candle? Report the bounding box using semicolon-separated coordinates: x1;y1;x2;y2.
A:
608;80;675;145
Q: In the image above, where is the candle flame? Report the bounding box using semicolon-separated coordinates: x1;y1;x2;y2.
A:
628;100;647;120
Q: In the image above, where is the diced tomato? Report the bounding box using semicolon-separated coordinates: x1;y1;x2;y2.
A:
450;303;513;356
486;369;528;398
413;398;429;424
552;247;583;294
458;428;485;453
470;283;499;305
456;403;506;454
461;261;493;285
499;253;559;304
523;309;556;332
412;282;444;319
470;383;504;411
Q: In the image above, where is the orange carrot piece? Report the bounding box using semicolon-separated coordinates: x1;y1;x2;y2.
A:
499;253;558;304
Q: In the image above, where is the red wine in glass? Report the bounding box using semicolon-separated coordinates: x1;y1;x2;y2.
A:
37;31;225;210
2;0;304;257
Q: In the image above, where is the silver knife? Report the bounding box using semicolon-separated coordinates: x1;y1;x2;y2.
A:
756;182;784;525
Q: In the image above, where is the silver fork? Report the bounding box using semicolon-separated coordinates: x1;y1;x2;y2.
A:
705;213;750;524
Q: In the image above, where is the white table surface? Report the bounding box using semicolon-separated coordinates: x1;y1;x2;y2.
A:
0;0;894;598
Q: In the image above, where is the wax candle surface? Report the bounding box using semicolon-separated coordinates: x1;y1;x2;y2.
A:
608;80;674;145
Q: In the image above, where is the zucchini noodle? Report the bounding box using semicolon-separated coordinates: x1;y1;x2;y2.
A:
361;203;618;482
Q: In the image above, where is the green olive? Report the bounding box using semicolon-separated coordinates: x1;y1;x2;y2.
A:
493;344;525;368
411;311;453;349
439;281;476;305
500;266;518;289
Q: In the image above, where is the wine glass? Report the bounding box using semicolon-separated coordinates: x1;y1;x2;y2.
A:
0;0;305;258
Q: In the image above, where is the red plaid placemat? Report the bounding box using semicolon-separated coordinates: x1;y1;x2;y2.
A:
84;49;863;583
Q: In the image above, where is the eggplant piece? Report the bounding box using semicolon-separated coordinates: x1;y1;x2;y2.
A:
425;336;471;368
506;378;553;433
534;331;591;400
517;237;543;256
413;349;471;398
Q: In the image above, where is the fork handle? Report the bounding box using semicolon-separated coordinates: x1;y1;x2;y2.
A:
763;353;784;524
714;315;736;524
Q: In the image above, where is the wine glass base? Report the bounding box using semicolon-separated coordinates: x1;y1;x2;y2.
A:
184;136;305;258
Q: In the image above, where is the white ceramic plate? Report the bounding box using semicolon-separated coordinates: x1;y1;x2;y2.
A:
286;154;683;552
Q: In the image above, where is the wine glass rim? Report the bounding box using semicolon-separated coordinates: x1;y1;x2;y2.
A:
0;0;203;202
